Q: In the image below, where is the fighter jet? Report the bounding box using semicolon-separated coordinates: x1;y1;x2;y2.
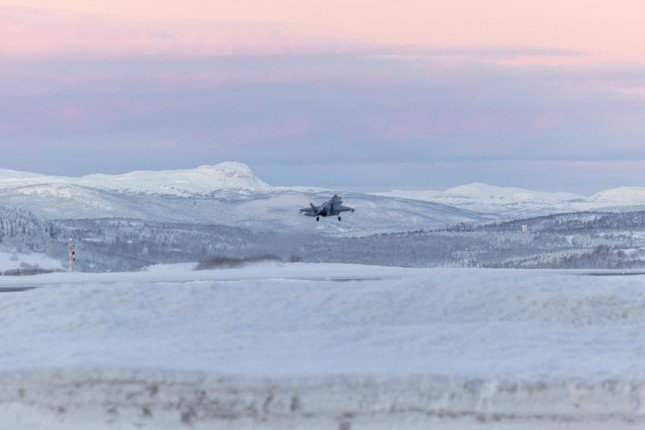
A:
299;194;355;221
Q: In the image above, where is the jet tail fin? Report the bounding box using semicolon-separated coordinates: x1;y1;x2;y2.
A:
310;203;317;212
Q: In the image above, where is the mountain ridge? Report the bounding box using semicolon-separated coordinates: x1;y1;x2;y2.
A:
0;163;486;235
0;162;269;197
0;163;640;232
376;182;644;216
0;163;640;203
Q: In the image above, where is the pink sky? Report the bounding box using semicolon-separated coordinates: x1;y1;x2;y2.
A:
3;0;645;64
0;0;642;191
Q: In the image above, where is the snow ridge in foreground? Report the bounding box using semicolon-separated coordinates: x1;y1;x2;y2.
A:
1;264;645;429
3;370;645;429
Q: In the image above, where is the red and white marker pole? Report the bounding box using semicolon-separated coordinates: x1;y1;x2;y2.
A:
68;238;76;272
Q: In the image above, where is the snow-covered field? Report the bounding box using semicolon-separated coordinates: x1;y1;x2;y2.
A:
0;250;62;273
1;263;644;429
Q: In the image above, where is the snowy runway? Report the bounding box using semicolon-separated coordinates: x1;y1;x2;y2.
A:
0;263;644;428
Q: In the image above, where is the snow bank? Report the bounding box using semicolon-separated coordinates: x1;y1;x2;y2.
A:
1;263;644;428
2;370;645;429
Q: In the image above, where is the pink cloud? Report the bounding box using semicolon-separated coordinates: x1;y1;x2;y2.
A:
3;1;645;66
0;5;349;60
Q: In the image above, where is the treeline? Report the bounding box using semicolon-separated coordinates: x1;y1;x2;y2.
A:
0;205;642;271
304;211;644;269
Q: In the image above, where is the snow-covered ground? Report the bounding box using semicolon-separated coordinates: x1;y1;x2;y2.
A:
0;250;62;273
1;263;644;429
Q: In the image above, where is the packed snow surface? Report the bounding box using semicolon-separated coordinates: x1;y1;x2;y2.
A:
2;262;644;378
1;263;645;428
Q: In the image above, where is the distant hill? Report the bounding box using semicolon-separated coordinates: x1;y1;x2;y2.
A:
0;162;641;237
307;210;645;269
0;163;486;235
458;210;644;233
376;183;645;217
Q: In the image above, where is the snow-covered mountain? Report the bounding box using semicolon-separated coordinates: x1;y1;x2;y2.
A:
0;163;485;234
0;163;641;234
377;183;644;217
590;187;645;207
0;162;268;197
